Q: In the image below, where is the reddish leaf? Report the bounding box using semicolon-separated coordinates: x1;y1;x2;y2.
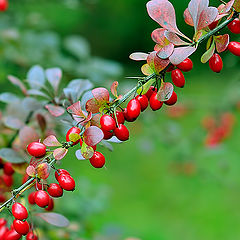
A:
85;98;100;114
45;68;62;94
53;148;68;161
45;105;65;117
29;157;44;168
141;64;155;76
43;135;61;147
129;52;148;61
8;75;27;95
157;82;174;101
83;126;104;147
224;0;235;12
147;51;169;73
164;31;191;46
26;165;36;177
67;101;85;117
90;114;101;128
215;34;229;53
157;43;174;59
36;212;70;227
36;162;50;179
233;0;240;11
184;8;194;26
110;81;119;98
151;28;168;45
169;46;197;65
197;7;218;31
92;88;109;103
36;114;47;133
19;126;39;149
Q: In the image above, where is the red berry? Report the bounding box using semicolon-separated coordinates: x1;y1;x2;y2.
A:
12;202;28;220
102;129;113;140
114;124;129;141
100;115;116;132
176;58;193;72
208;20;218;30
166;65;175;72
111;110;125;124
89;152;105;168
144;86;156;99
28;192;36;205
34;190;50;208
165;91;178;106
13;219;29;235
47;183;63;198
149;92;163;111
123;108;136;122
171;69;185;88
0;225;8;239
58;174;75;191
3;174;13;187
0;194;6;203
22;174;29;184
228;41;240;56
127;99;141;119
27;142;46;157
27;232;38;240
0;0;8;11
209;53;223;73
66;127;81;145
35;182;44;191
135;95;149;111
3;163;14;175
0;218;7;227
4;229;22;240
45;197;54;211
55;169;70;181
228;18;240;34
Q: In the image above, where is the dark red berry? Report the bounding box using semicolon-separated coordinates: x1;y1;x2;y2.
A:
3;163;14;175
171;69;185;88
209;53;223;73
100;115;116;132
144;86;156;99
111;110;125;124
28;192;36;205
34;190;50;208
27;142;46;157
127;99;141;119
166;65;175;72
135;95;149;111
58;174;75;191
102;129;113;140
0;0;8;11
123;108;136;122
13;219;29;235
45;197;54;211
47;183;63;198
3;229;22;240
114;124;129;141
208;20;218;30
27;232;38;240
228;41;240;56
165;91;178;106
228;18;240;34
55;169;70;181
12;202;28;220
3;174;13;187
176;58;193;72
66;127;81;145
0;194;6;203
149;92;163;111
89;152;105;168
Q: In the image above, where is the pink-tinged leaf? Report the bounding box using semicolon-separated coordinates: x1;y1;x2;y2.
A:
92;88;109;103
36;212;70;227
184;8;194;26
74;111;92;126
90;114;101;128
8;75;27;95
53;148;68;161
169;46;197;65
83;126;104;147
81;142;94;159
154;44;162;51
197;7;218;31
110;81;119;98
75;149;87;160
157;43;174;59
141;64;155;76
45;68;62;94
201;40;215;63
67;101;85;117
36;163;50;179
164;31;191;46
26;165;36;177
36;114;47;133
19;126;39;149
151;28;168;45
157;82;174;101
233;0;240;11
129;52;148;61
85;98;100;114
221;0;235;13
147;51;169;73
215;34;229;53
29;157;44;168
45;105;65;117
43;135;61;147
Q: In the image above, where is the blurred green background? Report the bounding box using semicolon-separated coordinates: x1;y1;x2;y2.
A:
1;0;240;239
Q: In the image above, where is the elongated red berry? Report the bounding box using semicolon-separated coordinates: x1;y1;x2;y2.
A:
111;110;125;124
45;197;54;211
165;91;178;106
3;229;21;240
34;190;50;208
27;142;46;157
47;183;63;198
89;152;105;168
127;99;141;119
144;86;156;99
171;69;185;88
135;95;149;111
0;218;7;227
114;124;129;141
228;18;240;34
58;174;75;191
55;169;70;181
176;58;193;72
0;0;8;11
149;92;163;111
0;225;8;239
100;115;116;131
27;232;38;240
123;108;136;122
228;41;240;56
28;192;36;205
12;202;28;220
102;129;113;140
13;219;29;235
3;174;13;187
3;163;14;175
66;127;81;145
209;53;223;73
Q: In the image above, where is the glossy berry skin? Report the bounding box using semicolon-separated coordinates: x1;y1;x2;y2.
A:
13;219;29;235
3;229;21;240
102;129;113;140
209;53;223;73
55;169;70;181
89;152;105;168
135;95;149;111
171;69;185;88
66;127;81;145
123;108;136;122
0;0;8;11
3;174;13;187
144;86;156;99
100;115;116;132
165;91;178;106
45;197;54;211
28;192;35;205
27;232;38;240
0;225;8;239
176;58;193;72
3;162;14;175
0;218;7;227
34;190;50;208
111;110;125;124
149;92;163;111
114;124;129;141
58;174;75;191
27;142;46;158
228;18;240;34
47;183;63;198
12;202;28;220
127;99;141;119
228;41;240;56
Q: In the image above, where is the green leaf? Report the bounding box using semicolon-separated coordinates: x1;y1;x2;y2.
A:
69;133;80;142
0;148;26;163
81;141;94;159
27;65;45;90
201;40;215;63
137;78;155;95
0;93;20;103
233;0;240;11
